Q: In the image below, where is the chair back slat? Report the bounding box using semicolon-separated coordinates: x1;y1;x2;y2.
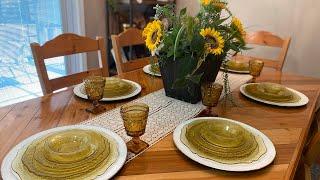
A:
117;28;145;47
111;28;151;74
40;33;100;59
235;31;291;71
31;33;109;95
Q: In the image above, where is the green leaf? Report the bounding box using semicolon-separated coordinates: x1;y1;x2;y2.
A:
186;73;204;84
174;25;186;61
180;8;187;16
172;78;188;89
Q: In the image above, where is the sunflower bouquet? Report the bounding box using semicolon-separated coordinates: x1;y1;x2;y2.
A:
142;0;247;103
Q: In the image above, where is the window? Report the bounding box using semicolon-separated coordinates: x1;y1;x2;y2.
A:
0;0;85;107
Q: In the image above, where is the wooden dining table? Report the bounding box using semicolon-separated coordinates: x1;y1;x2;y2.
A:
0;68;320;180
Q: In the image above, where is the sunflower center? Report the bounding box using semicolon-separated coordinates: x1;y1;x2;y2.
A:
151;30;158;44
206;36;219;49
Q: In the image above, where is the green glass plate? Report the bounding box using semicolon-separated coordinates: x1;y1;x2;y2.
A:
12;129;118;180
245;83;301;103
180;119;266;164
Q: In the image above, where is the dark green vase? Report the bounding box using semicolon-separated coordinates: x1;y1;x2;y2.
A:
159;55;222;104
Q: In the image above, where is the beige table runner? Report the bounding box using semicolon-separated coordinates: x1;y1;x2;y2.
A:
81;72;252;162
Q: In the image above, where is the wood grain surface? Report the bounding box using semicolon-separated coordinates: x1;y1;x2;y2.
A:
0;69;319;180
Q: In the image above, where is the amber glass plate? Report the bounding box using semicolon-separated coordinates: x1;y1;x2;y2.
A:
149;63;161;74
221;61;249;73
12;129;118;180
244;83;301;103
79;78;138;98
180;119;266;164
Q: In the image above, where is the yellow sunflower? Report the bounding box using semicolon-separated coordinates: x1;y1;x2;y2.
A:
143;20;163;52
200;28;225;55
201;0;211;6
201;0;226;9
232;17;246;37
212;2;226;9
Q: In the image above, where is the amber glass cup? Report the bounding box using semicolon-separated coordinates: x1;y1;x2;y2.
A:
120;103;149;154
84;76;106;114
249;60;264;83
199;82;223;117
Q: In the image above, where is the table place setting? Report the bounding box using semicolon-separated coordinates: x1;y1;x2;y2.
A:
143;63;161;77
73;77;142;103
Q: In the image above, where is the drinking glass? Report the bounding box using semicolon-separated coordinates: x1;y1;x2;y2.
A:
199;82;223;117
84;76;106;114
249;60;264;83
120;103;149;154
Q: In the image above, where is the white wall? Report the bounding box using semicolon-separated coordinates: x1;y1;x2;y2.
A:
176;0;320;78
83;0;107;69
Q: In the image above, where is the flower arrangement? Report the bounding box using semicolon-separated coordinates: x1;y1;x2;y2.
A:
142;0;248;103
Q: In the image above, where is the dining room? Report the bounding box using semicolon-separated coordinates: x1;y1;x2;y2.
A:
1;0;320;180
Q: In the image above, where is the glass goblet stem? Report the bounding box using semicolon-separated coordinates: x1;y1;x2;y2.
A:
252;76;257;83
93;100;99;108
132;136;141;144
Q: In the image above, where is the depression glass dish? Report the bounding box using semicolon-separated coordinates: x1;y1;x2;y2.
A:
245;82;300;103
149;63;161;74
43;131;95;163
81;77;136;98
226;61;249;72
181;119;266;164
12;129;118;180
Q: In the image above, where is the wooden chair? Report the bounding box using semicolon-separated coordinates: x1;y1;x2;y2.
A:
111;28;150;75
303;132;320;180
234;31;291;71
296;109;320;180
30;33;109;95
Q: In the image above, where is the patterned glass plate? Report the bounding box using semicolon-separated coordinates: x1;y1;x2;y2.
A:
143;64;161;77
240;83;309;107
173;117;276;172
220;61;250;74
74;78;142;101
1;125;127;180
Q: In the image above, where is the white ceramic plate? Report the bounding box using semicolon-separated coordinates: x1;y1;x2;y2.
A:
143;64;161;77
1;125;127;180
173;117;276;172
240;83;309;107
220;67;250;74
73;79;142;101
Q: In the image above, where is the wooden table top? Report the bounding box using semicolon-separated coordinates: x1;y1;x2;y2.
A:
0;69;320;180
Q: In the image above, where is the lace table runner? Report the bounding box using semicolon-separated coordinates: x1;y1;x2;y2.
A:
80;72;252;162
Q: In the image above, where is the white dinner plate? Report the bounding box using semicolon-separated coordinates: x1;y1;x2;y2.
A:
143;64;161;77
173;117;276;172
220;67;250;74
73;79;142;101
240;83;309;107
1;125;127;180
